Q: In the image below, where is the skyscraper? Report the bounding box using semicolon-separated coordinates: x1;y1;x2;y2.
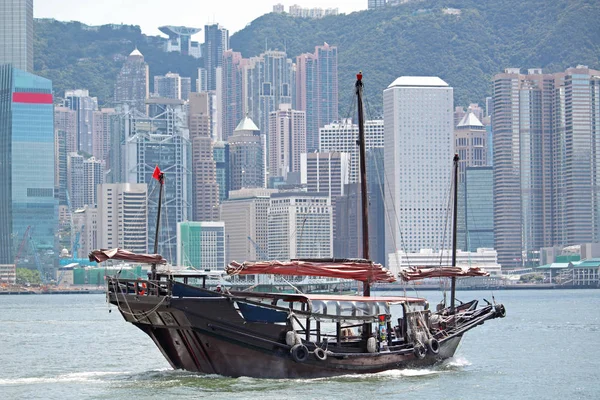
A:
0;0;33;72
64;89;99;155
319;119;384;183
114;48;149;115
0;65;57;264
300;152;350;197
268;104;306;181
123;98;192;260
204;24;229;91
213;141;230;202
492;68;556;267
68;154;104;209
92;108;115;163
244;50;295;159
188;92;220;221
465;166;494;252
98;183;148;253
383;76;454;257
491;67;600;267
220;188;276;262
296;43;338;152
267;192;332;260
220;50;245;141
153;72;182;100
228;116;264;191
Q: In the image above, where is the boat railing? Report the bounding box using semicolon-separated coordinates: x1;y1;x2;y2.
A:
107;277;170;297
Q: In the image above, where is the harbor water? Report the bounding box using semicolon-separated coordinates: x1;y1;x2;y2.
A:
1;289;598;399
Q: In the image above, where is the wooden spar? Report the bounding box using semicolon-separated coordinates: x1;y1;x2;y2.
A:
450;154;459;313
355;72;371;297
151;171;165;282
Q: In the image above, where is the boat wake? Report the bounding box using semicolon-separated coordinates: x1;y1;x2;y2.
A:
0;371;127;386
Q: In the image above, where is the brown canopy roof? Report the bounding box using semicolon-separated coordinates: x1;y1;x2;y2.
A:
88;248;167;264
226;259;396;283
399;266;489;281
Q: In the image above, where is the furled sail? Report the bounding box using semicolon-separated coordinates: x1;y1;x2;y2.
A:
226;259;396;283
88;248;167;264
399;266;489;281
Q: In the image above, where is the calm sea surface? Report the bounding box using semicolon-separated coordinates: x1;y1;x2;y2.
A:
1;289;599;400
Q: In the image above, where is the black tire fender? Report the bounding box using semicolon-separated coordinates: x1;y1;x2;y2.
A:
414;344;426;359
290;344;309;363
427;338;440;354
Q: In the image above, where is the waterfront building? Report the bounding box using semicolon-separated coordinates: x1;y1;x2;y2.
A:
319;119;384;183
220;188;276;262
213;141;230;202
177;221;226;270
455;111;487;182
268;104;306;181
123;98;192;260
387;248;501;277
114;48;149;115
383;76;454;257
296;43;338;152
159;25;201;56
204;24;229;91
97;183;148;253
0;65;57;264
153;72;182;100
228;116;264;190
267;192;332;260
64;89;99;155
0;0;33;72
188;92;220;221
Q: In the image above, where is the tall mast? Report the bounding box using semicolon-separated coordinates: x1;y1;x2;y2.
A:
355;72;371;297
151;171;165;281
450;154;459;313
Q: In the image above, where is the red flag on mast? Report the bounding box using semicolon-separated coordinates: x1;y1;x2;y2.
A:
152;165;162;181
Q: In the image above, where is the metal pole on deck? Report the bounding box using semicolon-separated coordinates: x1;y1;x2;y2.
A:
151;171;165;283
450;154;459;314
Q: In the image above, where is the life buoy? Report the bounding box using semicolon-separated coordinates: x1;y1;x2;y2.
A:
138;281;147;295
314;347;327;361
414;344;426;359
290;344;309;363
427;338;440;354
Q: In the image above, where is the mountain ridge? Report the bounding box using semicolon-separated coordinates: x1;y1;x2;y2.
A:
34;0;600;113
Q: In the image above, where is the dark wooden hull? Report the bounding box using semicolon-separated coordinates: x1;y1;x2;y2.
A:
110;293;464;378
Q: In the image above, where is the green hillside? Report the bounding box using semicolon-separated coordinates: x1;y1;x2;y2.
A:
34;0;600;113
231;0;600;115
34;20;201;104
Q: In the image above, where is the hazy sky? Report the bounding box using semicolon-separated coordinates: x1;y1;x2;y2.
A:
35;0;366;37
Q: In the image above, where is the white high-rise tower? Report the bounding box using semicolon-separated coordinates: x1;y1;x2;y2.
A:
383;76;454;259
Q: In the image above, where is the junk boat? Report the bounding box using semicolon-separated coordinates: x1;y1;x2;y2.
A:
91;73;506;378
